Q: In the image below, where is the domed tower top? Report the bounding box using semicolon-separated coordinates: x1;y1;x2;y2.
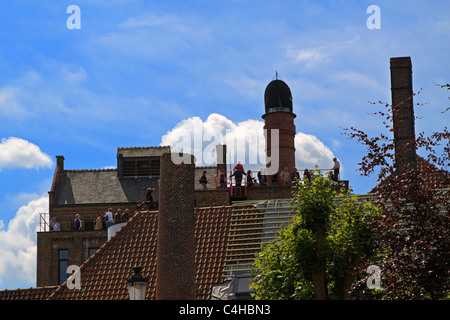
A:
264;74;294;115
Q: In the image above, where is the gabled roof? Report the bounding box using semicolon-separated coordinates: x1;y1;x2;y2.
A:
46;201;299;300
415;155;449;189
48;206;240;300
2;198;304;300
370;155;449;193
48;210;158;300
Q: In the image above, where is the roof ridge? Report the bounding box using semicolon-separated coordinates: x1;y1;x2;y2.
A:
64;168;117;172
117;145;171;150
0;285;59;292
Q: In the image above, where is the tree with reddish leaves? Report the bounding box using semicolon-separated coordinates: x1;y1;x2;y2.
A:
342;83;449;299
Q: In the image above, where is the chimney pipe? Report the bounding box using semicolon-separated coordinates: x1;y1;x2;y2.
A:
56;155;65;171
216;144;227;173
390;57;417;174
156;152;197;300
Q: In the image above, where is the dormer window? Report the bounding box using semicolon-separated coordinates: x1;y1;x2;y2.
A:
122;158;160;177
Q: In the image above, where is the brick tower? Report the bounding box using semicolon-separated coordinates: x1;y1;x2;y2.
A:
262;75;296;177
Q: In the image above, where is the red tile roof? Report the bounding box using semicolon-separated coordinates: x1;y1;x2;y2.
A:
49;210;158;300
415;155;449;189
48;206;242;300
370;155;449;193
3;201;298;300
195;206;234;299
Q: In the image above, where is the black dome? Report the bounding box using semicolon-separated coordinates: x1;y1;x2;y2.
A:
264;79;293;114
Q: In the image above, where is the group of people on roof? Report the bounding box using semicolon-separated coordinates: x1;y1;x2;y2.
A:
198;158;341;189
99;208;131;230
48;207;133;232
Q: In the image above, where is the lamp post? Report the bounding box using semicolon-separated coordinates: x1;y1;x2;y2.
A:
127;266;148;300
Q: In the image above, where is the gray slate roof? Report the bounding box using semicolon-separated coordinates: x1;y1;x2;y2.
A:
55;169;159;205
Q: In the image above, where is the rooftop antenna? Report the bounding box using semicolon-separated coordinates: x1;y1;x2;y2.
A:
273;71;283;81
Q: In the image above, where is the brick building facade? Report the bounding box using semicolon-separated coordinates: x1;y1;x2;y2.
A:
36;76;301;288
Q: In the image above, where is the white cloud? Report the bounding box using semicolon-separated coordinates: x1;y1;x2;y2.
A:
0;195;48;289
119;13;175;29
294;132;335;170
289;47;329;68
160;113;335;172
333;71;382;91
0;137;53;170
222;76;267;101
284;36;361;70
0;86;28;118
62;66;87;84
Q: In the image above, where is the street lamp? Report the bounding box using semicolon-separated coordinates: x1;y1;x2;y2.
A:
126;266;148;300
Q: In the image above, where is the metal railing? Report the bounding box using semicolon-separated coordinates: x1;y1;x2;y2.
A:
39;210;135;232
39;186;160;232
194;168;345;191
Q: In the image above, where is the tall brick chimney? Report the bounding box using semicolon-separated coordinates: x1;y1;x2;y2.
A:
390;57;417;174
156;152;197;300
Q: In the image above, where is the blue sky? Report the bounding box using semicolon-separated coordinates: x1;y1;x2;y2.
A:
0;1;448;290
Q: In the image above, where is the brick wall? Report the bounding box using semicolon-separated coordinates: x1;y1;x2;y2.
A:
247;185;294;201
263;112;296;176
195;166;220;190
36;230;107;287
194;189;230;207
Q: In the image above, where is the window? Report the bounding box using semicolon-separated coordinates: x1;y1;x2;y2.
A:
227;273;255;300
59;249;69;284
267;106;290;113
122;157;160;177
123;160;136;176
137;160;151;176
151;159;160;176
236;276;253;294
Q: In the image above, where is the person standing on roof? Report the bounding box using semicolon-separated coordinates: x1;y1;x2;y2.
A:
303;169;312;183
258;167;267;186
331;157;340;181
122;209;130;221
247;170;253;187
104;208;113;229
280;167;291;186
95;212;103;230
199;171;208;190
291;168;300;182
231;166;246;187
74;214;82;231
219;169;227;188
50;217;60;231
114;209;122;224
233;162;244;173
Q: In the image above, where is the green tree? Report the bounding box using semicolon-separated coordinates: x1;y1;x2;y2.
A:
251;173;379;300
